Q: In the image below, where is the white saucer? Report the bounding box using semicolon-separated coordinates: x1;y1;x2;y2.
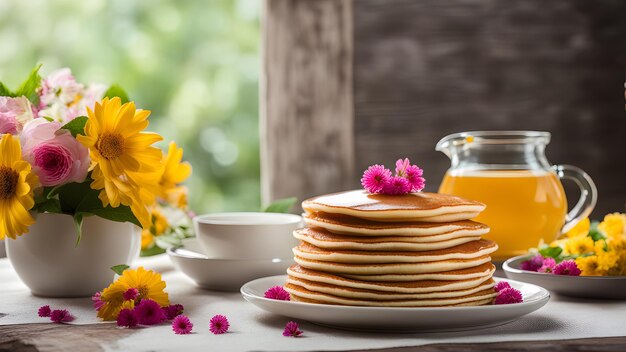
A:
241;275;549;332
167;238;294;291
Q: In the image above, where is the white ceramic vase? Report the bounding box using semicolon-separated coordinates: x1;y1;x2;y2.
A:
5;213;141;297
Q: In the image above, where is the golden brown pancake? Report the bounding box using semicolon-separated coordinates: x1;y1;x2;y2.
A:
286;275;495;300
294;227;481;251
287;264;495;293
294;254;493;275
304;211;489;237
293;239;498;263
285;283;497;307
302;190;485;222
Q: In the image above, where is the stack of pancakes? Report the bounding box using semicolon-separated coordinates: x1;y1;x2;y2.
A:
285;190;498;307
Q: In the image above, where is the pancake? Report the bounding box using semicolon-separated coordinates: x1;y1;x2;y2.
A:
304;212;489;237
285;283;497;307
294;227;481;251
287;264;495;293
294;255;493;275
293;239;498;263
302;190;485;222
286;275;495;300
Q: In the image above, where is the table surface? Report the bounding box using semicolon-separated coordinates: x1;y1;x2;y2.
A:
1;255;626;352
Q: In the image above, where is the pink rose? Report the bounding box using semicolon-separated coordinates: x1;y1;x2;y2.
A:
20;119;90;186
0;96;35;134
38;68;106;123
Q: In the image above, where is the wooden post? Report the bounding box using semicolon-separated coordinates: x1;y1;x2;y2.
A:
261;0;355;210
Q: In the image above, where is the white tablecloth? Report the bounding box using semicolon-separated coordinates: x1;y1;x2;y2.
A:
1;256;625;352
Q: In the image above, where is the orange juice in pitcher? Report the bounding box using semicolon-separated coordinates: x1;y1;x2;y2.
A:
436;131;597;261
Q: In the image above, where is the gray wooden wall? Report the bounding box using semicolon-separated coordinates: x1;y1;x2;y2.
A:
263;0;626;217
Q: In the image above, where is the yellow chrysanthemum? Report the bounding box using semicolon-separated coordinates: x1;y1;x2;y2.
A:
98;266;169;321
564;236;595;256
0;134;39;239
564;217;590;238
597;250;619;273
159;142;191;208
598;213;626;239
141;206;170;250
77;97;163;228
576;255;604;276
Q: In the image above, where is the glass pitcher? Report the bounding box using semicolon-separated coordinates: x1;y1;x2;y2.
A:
436;131;597;261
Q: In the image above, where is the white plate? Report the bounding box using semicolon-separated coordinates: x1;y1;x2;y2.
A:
504;255;626;299
167;239;294;291
241;275;549;332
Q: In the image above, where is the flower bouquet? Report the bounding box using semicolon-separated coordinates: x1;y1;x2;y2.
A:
520;213;626;276
0;65;192;295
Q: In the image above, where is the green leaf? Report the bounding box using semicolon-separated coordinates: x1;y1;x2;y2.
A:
539;246;563;259
140;246;166;257
60;116;88;138
34;198;62;214
73;213;84;247
104;84;130;104
110;264;130;276
54;178;142;228
0;81;14;96
86;205;141;228
14;64;42;106
262;197;297;213
588;221;606;242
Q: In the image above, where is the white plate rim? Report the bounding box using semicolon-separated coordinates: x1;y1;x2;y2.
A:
241;274;550;313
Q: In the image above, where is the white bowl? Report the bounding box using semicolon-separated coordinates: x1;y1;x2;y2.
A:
193;212;302;260
167;238;294;291
503;255;626;299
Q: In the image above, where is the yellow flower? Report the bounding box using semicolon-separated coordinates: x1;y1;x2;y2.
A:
564;236;595;255
141;206;170;250
77;97;163;228
598;213;626;239
0;134;39;239
576;255;605;276
98;266;169;321
564;217;590;238
159;142;191;208
597;250;619;273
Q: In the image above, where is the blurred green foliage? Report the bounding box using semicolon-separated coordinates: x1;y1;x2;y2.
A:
0;0;261;213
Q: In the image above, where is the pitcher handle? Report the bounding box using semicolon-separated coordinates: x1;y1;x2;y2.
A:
553;165;597;234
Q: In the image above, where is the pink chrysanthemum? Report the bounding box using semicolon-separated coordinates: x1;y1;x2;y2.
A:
163;304;185;320
91;292;105;311
264;286;290;301
117;308;138;328
361;164;392;193
50;309;74;323
123;288;139;301
172;315;193;335
134;299;166;325
382;176;411;195
395;158;411;176
520;254;544;272
553;260;582;276
494;287;524;305
38;305;51;317
283;321;303;337
494;281;511;292
537;258;556;273
405;165;425;192
209;314;230;335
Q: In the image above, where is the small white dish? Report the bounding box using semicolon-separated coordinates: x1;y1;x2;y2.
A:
504;255;626;299
241;275;550;332
168;238;294;291
193;212;302;260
